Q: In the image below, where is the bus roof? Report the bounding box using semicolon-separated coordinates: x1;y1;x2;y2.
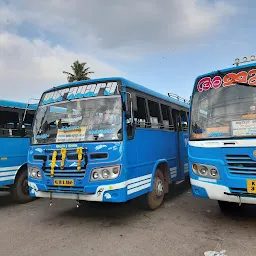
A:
194;62;256;81
0;99;38;110
44;77;190;109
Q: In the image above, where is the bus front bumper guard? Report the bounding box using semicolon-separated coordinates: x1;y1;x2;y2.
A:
28;181;127;202
28;173;153;203
190;178;256;205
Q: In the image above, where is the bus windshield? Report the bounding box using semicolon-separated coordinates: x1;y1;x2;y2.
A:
32;96;122;144
190;84;256;140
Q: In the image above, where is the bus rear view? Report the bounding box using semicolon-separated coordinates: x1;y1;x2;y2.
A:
189;57;256;211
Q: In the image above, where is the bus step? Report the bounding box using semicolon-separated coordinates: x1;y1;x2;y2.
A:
175;180;185;185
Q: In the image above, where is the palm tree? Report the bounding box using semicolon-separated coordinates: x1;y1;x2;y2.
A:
63;60;94;82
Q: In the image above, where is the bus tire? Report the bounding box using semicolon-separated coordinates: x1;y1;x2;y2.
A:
218;200;240;212
10;167;33;204
140;169;165;210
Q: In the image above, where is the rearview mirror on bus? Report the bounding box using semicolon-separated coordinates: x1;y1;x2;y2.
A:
127;122;136;140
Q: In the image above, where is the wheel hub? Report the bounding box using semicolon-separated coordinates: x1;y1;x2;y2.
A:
22;178;29;195
155;179;164;197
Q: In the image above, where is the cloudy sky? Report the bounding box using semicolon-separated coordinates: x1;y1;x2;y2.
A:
0;0;255;102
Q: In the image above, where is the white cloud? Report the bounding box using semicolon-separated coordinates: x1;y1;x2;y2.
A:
0;32;124;102
0;6;21;26
0;0;239;102
3;0;236;56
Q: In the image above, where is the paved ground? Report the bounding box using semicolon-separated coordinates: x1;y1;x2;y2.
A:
0;183;256;256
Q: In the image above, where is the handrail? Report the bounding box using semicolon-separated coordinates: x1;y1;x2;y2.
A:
167;93;190;104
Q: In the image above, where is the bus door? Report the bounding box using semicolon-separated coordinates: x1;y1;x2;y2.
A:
172;109;189;181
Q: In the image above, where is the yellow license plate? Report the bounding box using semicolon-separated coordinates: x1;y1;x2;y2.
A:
247;180;256;194
54;179;74;187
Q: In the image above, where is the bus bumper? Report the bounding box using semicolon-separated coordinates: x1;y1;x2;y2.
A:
190;178;256;205
28;173;153;203
28;181;127;203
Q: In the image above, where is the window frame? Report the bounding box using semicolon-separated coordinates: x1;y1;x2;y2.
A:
160;103;174;130
125;87;188;132
147;99;162;129
0;107;22;138
0;107;35;138
134;95;149;128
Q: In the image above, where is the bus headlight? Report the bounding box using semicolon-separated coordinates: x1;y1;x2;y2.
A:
90;165;121;181
192;163;220;179
102;169;110;179
28;166;42;180
210;168;218;177
198;166;208;176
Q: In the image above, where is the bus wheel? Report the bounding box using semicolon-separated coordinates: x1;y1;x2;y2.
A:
218;200;240;212
141;169;165;210
10;167;33;204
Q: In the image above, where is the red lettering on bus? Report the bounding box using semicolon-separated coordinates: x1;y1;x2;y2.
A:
223;71;247;87
211;76;222;89
248;69;256;86
197;69;256;92
197;77;211;92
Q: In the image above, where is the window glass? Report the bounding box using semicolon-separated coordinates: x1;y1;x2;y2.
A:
161;104;173;130
180;111;188;131
0;109;20;137
148;100;161;129
134;97;148;128
23;112;34;137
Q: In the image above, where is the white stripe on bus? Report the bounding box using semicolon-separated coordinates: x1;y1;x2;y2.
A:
0;171;17;177
0;166;20;172
189;139;256;148
127;178;151;190
127;183;151;195
0;176;15;181
127;174;152;185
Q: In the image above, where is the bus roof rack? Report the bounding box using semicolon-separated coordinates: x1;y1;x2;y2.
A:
167;93;190;104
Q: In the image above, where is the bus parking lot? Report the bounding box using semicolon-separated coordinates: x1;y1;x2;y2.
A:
0;183;256;256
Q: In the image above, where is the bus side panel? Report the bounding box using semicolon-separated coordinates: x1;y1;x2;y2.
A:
178;131;189;180
0;138;30;186
125;128;178;200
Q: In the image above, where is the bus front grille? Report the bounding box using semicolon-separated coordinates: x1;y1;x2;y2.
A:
43;168;86;178
46;186;84;193
226;154;256;176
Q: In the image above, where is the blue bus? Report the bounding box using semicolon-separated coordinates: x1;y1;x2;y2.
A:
28;77;189;210
189;57;256;211
0;100;37;203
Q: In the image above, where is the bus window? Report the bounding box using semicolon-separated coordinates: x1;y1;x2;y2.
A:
134;97;148;128
148;100;161;129
161;104;173;130
172;109;179;131
0;110;20;137
180;111;188;131
23;112;34;137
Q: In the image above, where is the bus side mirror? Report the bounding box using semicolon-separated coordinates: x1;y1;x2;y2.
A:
127;122;136;140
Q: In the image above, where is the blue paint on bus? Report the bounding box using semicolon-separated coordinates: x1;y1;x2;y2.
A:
28;77;189;209
0;100;37;188
188;62;256;206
